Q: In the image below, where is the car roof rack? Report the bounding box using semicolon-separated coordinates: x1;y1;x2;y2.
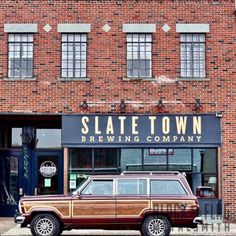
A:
121;171;182;175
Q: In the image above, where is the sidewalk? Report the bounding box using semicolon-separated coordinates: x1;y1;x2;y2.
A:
1;217;236;236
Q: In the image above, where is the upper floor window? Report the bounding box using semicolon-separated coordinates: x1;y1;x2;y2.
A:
8;34;33;78
61;34;87;78
180;34;206;78
127;34;152;78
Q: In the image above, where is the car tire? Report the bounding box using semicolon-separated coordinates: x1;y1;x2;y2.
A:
30;213;61;236
141;215;171;236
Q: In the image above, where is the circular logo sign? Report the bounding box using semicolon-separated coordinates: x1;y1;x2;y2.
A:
40;161;57;178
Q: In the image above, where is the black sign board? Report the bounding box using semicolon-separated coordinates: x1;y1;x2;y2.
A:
62;114;221;147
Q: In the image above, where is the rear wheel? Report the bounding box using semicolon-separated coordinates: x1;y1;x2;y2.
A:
30;213;61;236
141;215;171;236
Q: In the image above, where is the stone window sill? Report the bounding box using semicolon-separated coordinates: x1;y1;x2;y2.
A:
3;77;37;81
58;77;90;81
122;77;157;82
177;77;210;81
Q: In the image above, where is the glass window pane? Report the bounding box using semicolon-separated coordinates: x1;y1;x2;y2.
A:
120;149;142;172
11;128;22;147
168;149;191;171
9;34;15;42
62;34;67;42
151;180;187;195
69;148;92;172
127;34;132;42
14;35;21;42
93;180;113;195
193;149;217;173
61;69;67;77
36;129;61;148
68;34;74;42
94;148;117;174
146;34;152;42
81;34;87;42
144;149;167;171
82;180;113;195
0;156;19;205
75;34;81;41
81;69;86;77
132;34;139;42
117;179;147;195
27;34;33;42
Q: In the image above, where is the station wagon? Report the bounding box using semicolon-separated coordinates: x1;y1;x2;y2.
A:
15;171;203;236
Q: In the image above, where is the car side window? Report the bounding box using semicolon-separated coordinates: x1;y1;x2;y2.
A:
117;179;147;195
150;180;187;195
81;180;113;195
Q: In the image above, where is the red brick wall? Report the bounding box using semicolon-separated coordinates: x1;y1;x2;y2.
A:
0;0;235;221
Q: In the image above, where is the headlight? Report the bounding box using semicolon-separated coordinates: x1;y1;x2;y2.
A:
18;201;22;214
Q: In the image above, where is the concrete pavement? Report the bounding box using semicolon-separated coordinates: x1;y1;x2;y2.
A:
0;218;15;235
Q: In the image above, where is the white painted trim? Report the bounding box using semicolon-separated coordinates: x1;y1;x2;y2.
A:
4;24;38;33
123;24;156;33
57;24;91;33
176;24;210;33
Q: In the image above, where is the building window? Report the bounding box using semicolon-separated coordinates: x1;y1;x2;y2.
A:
180;34;206;78
127;34;152;78
11;128;22;147
8;34;33;78
61;34;87;78
36;129;61;148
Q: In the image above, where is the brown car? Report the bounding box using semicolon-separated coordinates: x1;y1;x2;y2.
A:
15;171;203;236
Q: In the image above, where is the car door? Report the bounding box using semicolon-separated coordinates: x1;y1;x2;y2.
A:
115;178;150;225
71;179;116;226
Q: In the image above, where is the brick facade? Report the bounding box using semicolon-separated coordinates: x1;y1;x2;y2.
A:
0;0;235;221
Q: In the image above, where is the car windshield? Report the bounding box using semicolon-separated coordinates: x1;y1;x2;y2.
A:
72;176;89;195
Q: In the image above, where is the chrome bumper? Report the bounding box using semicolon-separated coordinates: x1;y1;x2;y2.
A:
14;213;25;224
193;217;203;225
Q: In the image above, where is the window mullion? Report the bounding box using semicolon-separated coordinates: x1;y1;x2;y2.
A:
20;40;23;78
73;41;75;78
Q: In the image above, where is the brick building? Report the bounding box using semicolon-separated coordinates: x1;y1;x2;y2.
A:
0;0;235;222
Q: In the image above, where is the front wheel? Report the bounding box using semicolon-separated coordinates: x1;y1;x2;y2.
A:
30;213;61;236
141;215;171;236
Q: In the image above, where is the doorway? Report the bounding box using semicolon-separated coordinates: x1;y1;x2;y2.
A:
0;150;23;216
32;150;63;195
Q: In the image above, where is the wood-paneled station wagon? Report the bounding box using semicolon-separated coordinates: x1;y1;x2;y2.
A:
15;171;203;236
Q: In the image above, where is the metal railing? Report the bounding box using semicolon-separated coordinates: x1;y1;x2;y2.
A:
121;171;183;176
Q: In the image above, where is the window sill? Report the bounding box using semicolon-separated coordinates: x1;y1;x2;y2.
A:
177;77;210;81
123;77;157;82
58;77;90;82
3;77;37;81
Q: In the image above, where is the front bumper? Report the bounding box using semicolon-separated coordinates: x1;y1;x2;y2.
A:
14;212;25;224
193;217;203;225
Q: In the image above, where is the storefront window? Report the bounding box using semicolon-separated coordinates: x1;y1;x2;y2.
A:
120;149;142;172
192;149;217;194
36;129;61;148
68;147;218;196
69;148;92;173
11;128;22;147
144;149;167;171
94;148;117;174
168;149;191;171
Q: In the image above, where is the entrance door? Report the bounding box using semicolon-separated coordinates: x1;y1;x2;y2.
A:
33;150;63;195
0;150;23;216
